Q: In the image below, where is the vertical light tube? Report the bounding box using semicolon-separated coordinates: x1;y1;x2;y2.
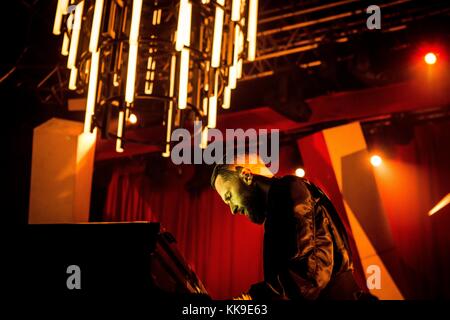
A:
68;67;78;90
202;97;208;115
200;126;209;149
231;0;241;22
233;24;241;64
208;95;217;128
228;23;240;89
61;34;70;56
237;58;243;78
145;48;154;94
116;110;125;153
237;28;244;78
89;0;104;53
204;61;210;92
152;9;158;25
228;66;237;89
175;0;192;108
211;0;225;68
53;0;69;35
157;9;162;23
146;9;161;95
175;0;192;51
162;55;177;157
178;48;190;110
222;85;231;109
129;0;143;44
208;70;219;128
247;0;258;61
124;0;143;104
83;50;100;133
67;1;84;68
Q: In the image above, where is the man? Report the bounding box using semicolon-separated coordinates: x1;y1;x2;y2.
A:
211;163;372;300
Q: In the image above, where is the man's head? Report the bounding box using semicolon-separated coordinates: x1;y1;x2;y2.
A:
211;164;266;224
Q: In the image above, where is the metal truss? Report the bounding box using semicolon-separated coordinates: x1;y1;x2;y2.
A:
241;0;450;81
8;0;450;104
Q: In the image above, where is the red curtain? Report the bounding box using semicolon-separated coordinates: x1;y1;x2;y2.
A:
368;120;450;298
103;160;265;299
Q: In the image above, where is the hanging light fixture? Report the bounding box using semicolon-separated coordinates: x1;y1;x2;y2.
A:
53;0;259;155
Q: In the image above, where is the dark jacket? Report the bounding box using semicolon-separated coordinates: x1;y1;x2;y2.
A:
249;175;361;300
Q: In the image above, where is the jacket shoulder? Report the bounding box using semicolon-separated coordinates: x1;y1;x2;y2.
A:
275;175;311;204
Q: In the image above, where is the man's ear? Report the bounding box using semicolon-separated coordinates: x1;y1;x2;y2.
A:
238;167;253;186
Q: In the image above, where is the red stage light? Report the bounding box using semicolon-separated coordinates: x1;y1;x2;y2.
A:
424;52;437;65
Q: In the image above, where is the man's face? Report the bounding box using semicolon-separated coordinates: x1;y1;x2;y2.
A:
214;173;266;224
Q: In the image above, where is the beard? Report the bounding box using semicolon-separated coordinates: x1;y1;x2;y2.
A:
239;181;266;224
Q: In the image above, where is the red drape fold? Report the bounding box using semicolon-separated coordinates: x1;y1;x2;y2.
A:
370;120;450;298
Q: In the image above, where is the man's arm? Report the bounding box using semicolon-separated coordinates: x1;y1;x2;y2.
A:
285;177;335;299
246;177;335;300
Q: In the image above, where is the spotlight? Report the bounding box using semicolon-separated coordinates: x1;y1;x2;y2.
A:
370;155;382;167
295;168;306;178
424;52;437;65
428;193;450;216
128;113;138;124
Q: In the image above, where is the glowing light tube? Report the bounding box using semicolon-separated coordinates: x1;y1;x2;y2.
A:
116;110;125;153
157;9;162;24
68;67;77;90
89;0;104;53
162;55;177;157
83;50;100;133
204;61;210;92
67;1;84;68
236;28;244;78
152;9;158;25
145;49;155;94
222;85;231;109
211;0;225;68
175;0;192;51
233;24;241;64
237;58;243;78
231;0;241;22
208;95;217;128
202;97;208;115
61;32;70;56
53;0;69;35
228;24;240;89
429;193;450;216
178;48;190;109
208;70;219;128
228;66;237;89
124;0;143;104
200;126;208;149
247;0;258;61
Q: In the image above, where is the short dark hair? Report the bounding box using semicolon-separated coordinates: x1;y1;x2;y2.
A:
210;164;244;190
